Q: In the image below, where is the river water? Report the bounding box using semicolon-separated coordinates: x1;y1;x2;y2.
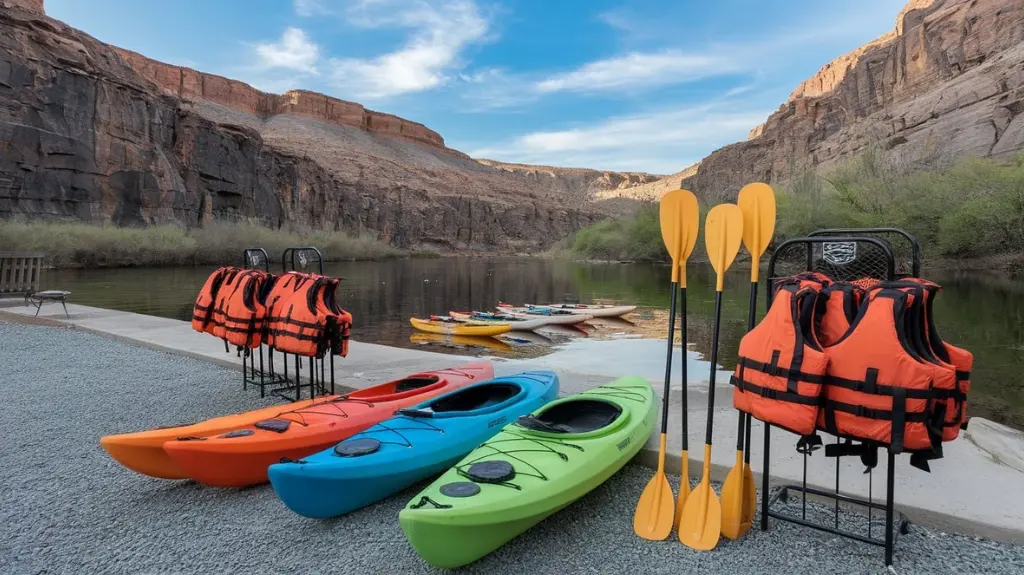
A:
43;256;1024;429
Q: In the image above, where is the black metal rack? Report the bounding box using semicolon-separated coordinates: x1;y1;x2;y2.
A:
238;247;291;399
232;246;340;402
264;246;338;402
756;228;923;568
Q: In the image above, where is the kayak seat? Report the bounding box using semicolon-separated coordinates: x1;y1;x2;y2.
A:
428;383;522;413
395;376;441;393
518;399;623;434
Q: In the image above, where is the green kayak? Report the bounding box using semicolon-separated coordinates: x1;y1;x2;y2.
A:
399;375;656;569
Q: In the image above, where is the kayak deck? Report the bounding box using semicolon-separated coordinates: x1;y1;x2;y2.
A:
399;376;655;569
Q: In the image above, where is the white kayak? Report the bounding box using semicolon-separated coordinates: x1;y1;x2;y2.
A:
448;311;548;332
529;303;637;318
493;304;593;325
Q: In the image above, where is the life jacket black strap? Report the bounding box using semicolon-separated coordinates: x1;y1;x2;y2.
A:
736;356;826;385
821;399;929;424
824;368;934;400
729;375;821;405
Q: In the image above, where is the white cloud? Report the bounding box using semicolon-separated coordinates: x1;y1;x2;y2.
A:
253;27;321;74
293;0;326;17
466;102;772;173
327;0;491;99
534;50;740;94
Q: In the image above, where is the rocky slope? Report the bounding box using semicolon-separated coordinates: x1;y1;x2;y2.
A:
0;1;655;252
683;0;1024;200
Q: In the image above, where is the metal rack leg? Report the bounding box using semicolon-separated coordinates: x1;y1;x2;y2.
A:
761;423;771;530
885;450;895;567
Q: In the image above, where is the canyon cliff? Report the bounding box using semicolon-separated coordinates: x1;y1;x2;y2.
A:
683;0;1024;200
0;2;658;252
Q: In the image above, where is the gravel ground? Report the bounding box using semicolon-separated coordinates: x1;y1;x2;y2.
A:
2;321;1023;575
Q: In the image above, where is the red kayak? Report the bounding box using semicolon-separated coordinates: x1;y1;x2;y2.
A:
162;361;494;487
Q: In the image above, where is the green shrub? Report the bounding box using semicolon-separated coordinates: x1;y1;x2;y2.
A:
0;220;403;268
566;150;1024;267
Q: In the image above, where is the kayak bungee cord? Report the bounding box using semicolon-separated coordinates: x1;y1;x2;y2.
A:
330;416;445;451
584;384;648;404
452;431;586;491
269;397;377;427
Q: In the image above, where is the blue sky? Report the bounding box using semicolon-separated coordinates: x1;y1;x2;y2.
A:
45;0;905;174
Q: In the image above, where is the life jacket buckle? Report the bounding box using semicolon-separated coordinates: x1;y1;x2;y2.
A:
795;434;823;455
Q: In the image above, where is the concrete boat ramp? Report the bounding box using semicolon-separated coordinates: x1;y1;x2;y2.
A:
3;301;1023;548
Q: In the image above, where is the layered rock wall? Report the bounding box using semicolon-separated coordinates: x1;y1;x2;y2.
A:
0;0;42;15
685;0;1024;200
0;6;608;251
111;47;448;150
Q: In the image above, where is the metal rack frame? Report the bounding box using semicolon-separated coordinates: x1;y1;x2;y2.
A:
265;246;337;402
756;228;922;568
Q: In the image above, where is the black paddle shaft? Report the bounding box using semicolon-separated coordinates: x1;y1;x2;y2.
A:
679;286;688;450
705;291;724;445
743;281;759;463
659;282;679;434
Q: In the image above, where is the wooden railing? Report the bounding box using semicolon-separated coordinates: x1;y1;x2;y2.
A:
0;253;44;296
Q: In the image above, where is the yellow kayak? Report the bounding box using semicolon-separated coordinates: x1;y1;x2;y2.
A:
409;317;511;337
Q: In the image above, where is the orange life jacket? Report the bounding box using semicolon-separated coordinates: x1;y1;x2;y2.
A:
731;280;830;436
786;272;864;347
192;266;236;335
879;279;972;440
216;269;274;349
817;285;953;455
265;273;353;358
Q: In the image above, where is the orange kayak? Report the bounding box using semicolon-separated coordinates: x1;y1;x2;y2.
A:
162;361;494;487
100;396;328;480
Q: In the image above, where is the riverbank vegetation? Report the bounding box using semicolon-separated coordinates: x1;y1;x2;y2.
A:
567;151;1024;269
0;220;405;268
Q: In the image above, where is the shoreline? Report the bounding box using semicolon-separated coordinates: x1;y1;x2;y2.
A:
2;301;1023;545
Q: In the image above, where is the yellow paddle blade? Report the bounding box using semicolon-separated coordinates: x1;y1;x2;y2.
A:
720;449;745;539
678;454;722;550
736;183;776;283
659;189;699;285
674;451;691;528
703;203;744;291
740;461;756;533
633;434;674;540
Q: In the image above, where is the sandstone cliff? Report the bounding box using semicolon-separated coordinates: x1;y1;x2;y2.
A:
111;47;452;152
683;0;1024;200
0;2;651;252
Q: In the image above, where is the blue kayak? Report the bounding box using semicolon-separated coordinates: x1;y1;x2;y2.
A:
267;370;559;519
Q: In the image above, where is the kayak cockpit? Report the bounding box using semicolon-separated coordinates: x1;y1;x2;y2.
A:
348;375;444;402
516;398;623;434
398;382;525;418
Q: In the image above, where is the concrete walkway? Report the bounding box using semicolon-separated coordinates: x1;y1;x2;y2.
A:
2;300;1023;546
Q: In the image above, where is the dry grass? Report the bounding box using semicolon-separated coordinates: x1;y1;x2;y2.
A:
0;220;404;268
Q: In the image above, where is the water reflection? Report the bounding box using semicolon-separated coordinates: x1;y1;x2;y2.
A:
44;257;1024;428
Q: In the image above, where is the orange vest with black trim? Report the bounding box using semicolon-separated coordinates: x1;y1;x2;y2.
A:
731;281;830;436
265;273;353;358
818;286;953;454
192;266;235;335
815;281;864;346
788;273;864;347
883;279;972;440
218;270;274;349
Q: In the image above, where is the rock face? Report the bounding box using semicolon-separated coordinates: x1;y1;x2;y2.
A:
684;0;1024;200
0;0;41;15
0;4;653;252
111;48;452;152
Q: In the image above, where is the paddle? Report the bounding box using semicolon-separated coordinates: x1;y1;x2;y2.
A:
633;189;699;541
672;191;699;529
721;182;776;540
678;202;743;551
